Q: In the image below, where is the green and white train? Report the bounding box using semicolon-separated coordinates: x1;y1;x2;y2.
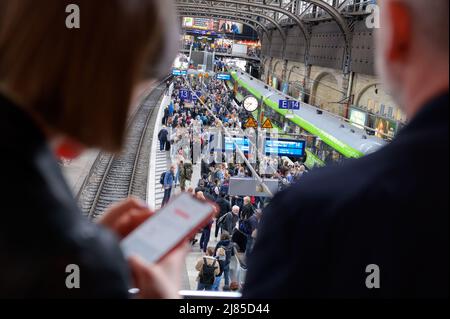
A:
227;68;387;169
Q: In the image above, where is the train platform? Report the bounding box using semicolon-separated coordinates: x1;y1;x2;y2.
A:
149;91;226;291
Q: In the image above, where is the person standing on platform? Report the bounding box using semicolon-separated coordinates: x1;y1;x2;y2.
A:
214;193;231;239
244;209;262;258
195;248;220;291
199;218;214;254
165;80;171;96
161;165;176;207
214;232;235;291
244;0;449;298
240;196;254;221
220;206;240;236
158;126;169;152
180;161;193;192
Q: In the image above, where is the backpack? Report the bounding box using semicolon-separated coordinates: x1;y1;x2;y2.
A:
217;212;231;228
219;243;233;264
159;172;166;185
199;258;217;285
184;165;193;180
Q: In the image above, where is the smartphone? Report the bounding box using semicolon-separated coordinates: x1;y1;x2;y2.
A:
120;192;216;264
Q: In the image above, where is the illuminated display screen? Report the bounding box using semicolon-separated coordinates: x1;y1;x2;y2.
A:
349;108;367;129
182;17;243;34
218;20;243;34
265;139;306;157
182;17;214;30
217;73;231;81
172;69;187;76
224;136;250;153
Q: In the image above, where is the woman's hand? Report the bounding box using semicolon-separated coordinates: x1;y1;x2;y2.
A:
99;198;190;299
128;244;190;299
98;198;152;239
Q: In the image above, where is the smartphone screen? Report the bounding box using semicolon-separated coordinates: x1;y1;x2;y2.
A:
120;192;216;264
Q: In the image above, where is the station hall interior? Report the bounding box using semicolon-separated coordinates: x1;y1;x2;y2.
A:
0;0;448;300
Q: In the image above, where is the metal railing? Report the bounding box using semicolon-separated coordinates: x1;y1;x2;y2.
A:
179;291;242;299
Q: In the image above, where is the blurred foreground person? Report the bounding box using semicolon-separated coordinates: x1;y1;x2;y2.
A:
0;0;182;298
245;0;449;298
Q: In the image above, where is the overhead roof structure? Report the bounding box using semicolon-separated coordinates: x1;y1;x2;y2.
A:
176;0;366;63
178;6;286;43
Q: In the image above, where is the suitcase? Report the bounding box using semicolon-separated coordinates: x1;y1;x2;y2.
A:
165;141;171;151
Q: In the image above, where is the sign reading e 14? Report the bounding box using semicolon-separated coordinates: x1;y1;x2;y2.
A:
279;100;301;110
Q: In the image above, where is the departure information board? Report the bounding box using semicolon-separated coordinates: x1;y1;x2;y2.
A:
224;136;250;153
265;139;306;157
217;73;231;81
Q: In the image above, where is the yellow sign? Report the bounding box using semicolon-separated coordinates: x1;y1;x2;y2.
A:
262;118;273;129
245;117;258;129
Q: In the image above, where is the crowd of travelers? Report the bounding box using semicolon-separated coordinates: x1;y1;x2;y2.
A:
157;75;310;291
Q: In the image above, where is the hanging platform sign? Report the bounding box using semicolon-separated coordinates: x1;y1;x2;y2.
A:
228;177;279;197
279;100;301;110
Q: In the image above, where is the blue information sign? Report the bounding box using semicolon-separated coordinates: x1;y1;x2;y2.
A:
224;136;250;153
278;100;301;110
217;73;231;81
179;89;191;101
265;139;306;157
173;69;187;76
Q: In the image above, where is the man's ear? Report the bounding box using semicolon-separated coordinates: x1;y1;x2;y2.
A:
54;138;85;160
387;1;413;61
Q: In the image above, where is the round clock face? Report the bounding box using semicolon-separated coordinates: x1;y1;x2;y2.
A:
243;96;259;112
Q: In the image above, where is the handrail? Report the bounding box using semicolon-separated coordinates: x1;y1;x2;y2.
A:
180;48;261;61
179;291;242;299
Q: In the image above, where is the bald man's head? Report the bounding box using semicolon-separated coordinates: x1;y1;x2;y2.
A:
376;0;449;117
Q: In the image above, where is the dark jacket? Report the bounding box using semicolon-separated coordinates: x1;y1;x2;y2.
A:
158;128;168;141
215;239;235;267
222;212;239;235
215;197;231;219
244;94;449;299
240;204;254;221
247;215;259;234
0;95;130;298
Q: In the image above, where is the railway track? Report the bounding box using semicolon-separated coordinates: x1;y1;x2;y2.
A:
76;83;165;220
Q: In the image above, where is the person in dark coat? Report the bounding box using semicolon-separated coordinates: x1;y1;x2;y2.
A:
158;126;169;152
244;0;449;298
240;196;254;221
221;206;240;236
214;193;231;238
214;232;235;290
